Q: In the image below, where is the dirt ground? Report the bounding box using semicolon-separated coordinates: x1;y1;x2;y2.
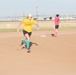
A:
0;30;76;75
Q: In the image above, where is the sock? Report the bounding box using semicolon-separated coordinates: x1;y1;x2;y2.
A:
54;29;56;35
55;29;58;36
21;39;26;44
25;40;30;49
54;29;58;36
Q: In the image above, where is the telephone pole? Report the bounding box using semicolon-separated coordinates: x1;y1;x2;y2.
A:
36;0;38;20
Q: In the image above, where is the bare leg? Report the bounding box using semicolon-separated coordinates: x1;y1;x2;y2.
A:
54;29;58;37
25;33;30;41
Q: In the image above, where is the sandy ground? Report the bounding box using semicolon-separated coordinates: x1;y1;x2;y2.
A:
0;30;76;75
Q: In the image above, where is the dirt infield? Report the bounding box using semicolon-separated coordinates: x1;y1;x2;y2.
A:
0;30;76;75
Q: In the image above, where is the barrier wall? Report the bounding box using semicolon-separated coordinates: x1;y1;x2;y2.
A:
0;21;76;29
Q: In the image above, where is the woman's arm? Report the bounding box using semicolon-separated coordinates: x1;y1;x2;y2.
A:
17;22;22;32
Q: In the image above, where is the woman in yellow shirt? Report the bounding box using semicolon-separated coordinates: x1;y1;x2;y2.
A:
17;14;39;53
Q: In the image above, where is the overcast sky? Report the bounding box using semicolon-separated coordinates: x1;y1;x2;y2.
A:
0;0;76;17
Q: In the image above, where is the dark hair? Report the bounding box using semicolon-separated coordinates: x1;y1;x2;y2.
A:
56;14;59;17
49;17;52;20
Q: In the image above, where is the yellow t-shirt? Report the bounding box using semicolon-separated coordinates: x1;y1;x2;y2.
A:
22;18;37;32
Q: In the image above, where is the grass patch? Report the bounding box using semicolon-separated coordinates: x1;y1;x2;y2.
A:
59;27;76;30
0;27;76;33
0;29;17;32
33;27;53;31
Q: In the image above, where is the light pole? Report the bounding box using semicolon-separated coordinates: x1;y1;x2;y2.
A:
36;0;38;20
